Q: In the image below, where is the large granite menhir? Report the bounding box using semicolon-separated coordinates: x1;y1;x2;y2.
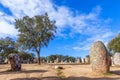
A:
90;41;110;75
8;53;21;71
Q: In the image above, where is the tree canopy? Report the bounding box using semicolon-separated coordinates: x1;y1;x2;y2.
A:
0;37;17;58
15;13;56;64
46;54;76;63
19;51;35;60
108;33;120;54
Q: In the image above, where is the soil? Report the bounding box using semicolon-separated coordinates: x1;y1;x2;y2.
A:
0;64;120;80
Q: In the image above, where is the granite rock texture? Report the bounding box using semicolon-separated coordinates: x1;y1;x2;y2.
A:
113;52;120;66
90;41;110;75
8;53;21;71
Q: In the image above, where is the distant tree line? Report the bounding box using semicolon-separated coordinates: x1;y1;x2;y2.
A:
0;37;80;63
0;37;35;62
40;54;81;63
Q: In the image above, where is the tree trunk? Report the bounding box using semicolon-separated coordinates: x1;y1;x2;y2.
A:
37;52;41;64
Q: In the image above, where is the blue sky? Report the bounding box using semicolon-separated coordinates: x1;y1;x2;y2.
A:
0;0;120;58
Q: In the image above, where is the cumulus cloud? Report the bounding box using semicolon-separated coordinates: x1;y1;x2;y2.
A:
0;11;18;38
0;0;115;51
0;0;112;37
73;31;115;51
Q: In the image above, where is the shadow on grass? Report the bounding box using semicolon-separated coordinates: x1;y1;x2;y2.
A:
65;77;120;80
48;63;90;65
10;76;120;80
10;76;61;80
0;70;47;75
110;70;120;75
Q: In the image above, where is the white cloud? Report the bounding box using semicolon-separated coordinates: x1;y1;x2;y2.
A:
0;11;18;38
73;46;89;51
73;31;115;51
0;0;112;37
0;0;115;52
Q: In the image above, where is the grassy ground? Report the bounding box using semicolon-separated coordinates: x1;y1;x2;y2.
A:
0;64;120;80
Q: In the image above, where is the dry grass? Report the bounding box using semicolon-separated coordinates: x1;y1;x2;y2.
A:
0;64;120;80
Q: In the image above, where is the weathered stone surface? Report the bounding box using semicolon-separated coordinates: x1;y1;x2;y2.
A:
50;61;53;63
113;52;120;66
54;65;63;69
111;57;114;66
82;58;85;63
56;58;59;63
8;53;21;71
85;57;90;64
42;59;45;63
90;41;110;75
77;58;81;63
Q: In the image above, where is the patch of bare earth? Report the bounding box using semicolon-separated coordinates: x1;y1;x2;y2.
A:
0;64;61;80
0;64;120;80
61;64;120;80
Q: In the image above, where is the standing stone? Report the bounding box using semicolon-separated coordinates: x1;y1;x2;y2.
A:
60;60;64;63
77;58;81;63
56;58;59;63
50;61;53;63
111;57;114;66
85;56;90;64
113;52;120;66
90;41;110;75
108;56;112;66
69;61;72;63
42;59;45;63
64;60;67;63
77;58;80;63
47;60;49;63
8;53;21;71
33;59;37;63
82;58;85;64
54;60;57;63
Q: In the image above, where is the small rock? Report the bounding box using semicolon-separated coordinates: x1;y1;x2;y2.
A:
54;65;63;69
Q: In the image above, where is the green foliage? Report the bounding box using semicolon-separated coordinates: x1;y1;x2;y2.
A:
19;51;35;60
57;69;66;80
108;33;120;53
48;54;58;62
15;13;56;64
103;72;112;76
47;54;76;63
40;57;47;62
0;37;17;58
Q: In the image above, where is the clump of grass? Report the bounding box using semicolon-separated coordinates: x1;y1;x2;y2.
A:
60;75;66;79
57;69;66;80
57;69;62;76
103;72;112;76
6;69;21;72
6;69;13;72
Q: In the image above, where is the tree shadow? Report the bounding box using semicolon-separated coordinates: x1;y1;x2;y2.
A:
10;76;61;80
65;77;120;80
0;70;47;75
48;63;89;65
110;70;120;75
10;76;120;80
